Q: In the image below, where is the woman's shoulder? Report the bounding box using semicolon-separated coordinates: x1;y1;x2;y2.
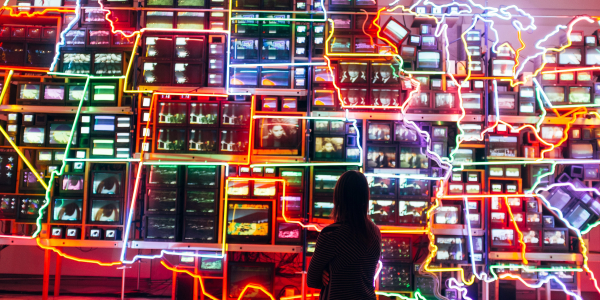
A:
321;222;345;234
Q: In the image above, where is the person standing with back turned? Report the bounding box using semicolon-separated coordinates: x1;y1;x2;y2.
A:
307;171;382;300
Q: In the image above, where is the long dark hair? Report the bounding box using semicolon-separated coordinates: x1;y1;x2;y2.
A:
332;170;373;244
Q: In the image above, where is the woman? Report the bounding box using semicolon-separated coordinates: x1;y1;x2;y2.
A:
307;171;381;300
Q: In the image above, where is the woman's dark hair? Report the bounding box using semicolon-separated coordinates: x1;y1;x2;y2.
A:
332;170;372;243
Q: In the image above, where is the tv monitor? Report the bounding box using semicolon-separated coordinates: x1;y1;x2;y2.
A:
183;216;215;242
173;63;202;85
434;206;461;225
200;257;222;272
569;86;591;104
89;199;121;224
59;174;84;195
90;84;117;105
338;61;368;85
21;127;46;146
146;189;178;213
52;198;83;222
0;196;17;218
401;45;416;60
279;168;303;191
400;147;428;169
313;90;335;108
174;37;204;60
381;236;411;261
19;170;45;193
368;122;392;142
368;177;396;198
42;84;65;104
313;65;335;83
254;118;301;154
227;263;274;300
434;92;455;110
394;123;418;143
489;135;518;157
148;165;178;186
492;59;515;77
399;179;429;198
92;115;116;133
231;38;259;61
17;83;41;104
253;181;277;197
380;18;410;46
398;201;428;225
586;47;600;65
17;197;44;221
541;126;565;142
142;62;171;85
186;166;217;187
564;203;592;230
559;48;582;65
226;201;272;244
570;142;594;159
369;200;396;225
543;228;568;251
367;146;397;169
92;171;122;196
538;188;571;211
491;228;515;248
379;263;412;292
144;215;177;241
276;222;301;243
314;136;344;161
48;123;74;145
416;51;442;71
312;200;333;220
185;190;216;215
260;68;290;87
278;194;301;218
435;236;466;262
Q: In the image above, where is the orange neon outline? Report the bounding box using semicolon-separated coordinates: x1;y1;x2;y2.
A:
36;238;122;266
504;197;528;265
4;7;75;17
159;261;222;300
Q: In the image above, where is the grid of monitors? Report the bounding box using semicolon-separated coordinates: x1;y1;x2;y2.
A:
154;100;251;153
365;121;430;172
143;165;218;242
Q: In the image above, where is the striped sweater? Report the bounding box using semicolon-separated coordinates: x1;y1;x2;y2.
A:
307;221;382;300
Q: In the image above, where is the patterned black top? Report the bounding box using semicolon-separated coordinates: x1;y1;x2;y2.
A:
307;221;382;300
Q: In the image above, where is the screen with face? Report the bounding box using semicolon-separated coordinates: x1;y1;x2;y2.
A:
367;146;397;169
256;118;301;150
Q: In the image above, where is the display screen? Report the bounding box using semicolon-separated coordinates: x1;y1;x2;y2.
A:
585;47;600;65
22;127;45;145
313;90;335;107
44;85;65;100
261;69;290;87
314;137;343;160
368;123;392;141
48;123;74;145
146;216;176;240
398;201;427;225
338;62;368;84
417;51;441;69
185;190;215;214
569;87;591;103
434;206;460;224
19;197;43;218
227;203;270;236
559;48;582;65
565;204;590;229
147;189;177;212
228;264;273;299
369;177;396;197
399;179;429;197
367;146;396;168
61;174;84;191
17;84;40;102
183;217;215;241
400;147;428;169
313;65;335;82
53;198;83;221
492;60;516;77
187;166;217;187
92;172;122;195
541;126;564;141
462;93;481;109
227;180;250;196
253;181;276;197
201;258;222;271
255;118;301;150
381;19;409;45
491;229;514;246
281;170;303;190
312;200;333;219
90;199;120;222
277;223;300;239
571;143;593;159
369;200;396;225
436;237;465;261
148;165;177;185
434;93;455;109
93;116;115;132
543;230;566;246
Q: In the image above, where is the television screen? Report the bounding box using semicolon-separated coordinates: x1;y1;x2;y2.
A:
539;188;571;211
314;171;341;193
19;84;41;100
92;85;116;102
0;196;16;216
232;38;259;60
489;135;518;157
338;62;368;84
462;93;481;109
256;118;301;150
312;200;333;219
369;200;396;225
398;201;428;225
174;63;202;85
417;51;441;69
93;116;115;132
148;165;177;185
569;87;591;103
434;206;460;224
187;166;216;187
185;190;216;214
368;177;396;197
48;123;74;145
175;37;204;60
314;136;344;160
313;90;335;107
277;223;300;239
61;174;84;192
183;217;215;242
367;146;397;168
435;237;465;261
142;63;171;84
371;63;400;85
543;230;566;246
227;203;270;236
189;103;219;125
53;198;83;221
201;257;222;271
279;195;301;217
492;59;515;77
434;93;455;109
565;204;591;229
261;69;290;87
157;102;187;125
254;181;276;197
368;123;392;141
92;172;122;195
381;18;409;45
559;48;582;65
189;130;218;152
227;180;250;196
280;169;303;190
400;147;428;169
541;126;564;141
90;199;120;222
228;263;273;299
585;47;600;65
491;229;514;246
22;127;45;145
44;85;65;101
18;197;43;219
145;216;176;240
399;179;429;197
147;189;177;213
329;36;352;53
571;143;593;159
313;65;335;83
394;123;418;142
342;88;368;106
